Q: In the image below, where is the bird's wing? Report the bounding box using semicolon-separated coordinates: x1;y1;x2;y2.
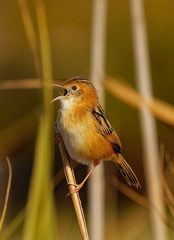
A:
92;105;122;153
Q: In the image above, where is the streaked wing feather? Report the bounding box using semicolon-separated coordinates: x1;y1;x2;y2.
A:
92;105;122;153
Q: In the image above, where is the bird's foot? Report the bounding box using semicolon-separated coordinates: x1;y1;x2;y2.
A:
66;182;84;196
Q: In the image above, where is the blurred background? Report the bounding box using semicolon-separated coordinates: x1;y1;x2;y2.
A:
0;0;174;239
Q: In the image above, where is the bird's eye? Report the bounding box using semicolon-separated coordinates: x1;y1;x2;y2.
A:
72;85;78;91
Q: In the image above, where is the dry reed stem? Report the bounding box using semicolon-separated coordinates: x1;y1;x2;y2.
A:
89;0;107;238
111;177;174;231
0;79;59;90
0;79;42;90
129;2;167;237
53;161;79;189
105;76;174;126
57;140;89;240
0;158;12;232
1;77;174;127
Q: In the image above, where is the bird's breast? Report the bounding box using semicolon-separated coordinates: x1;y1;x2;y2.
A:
57;109;91;164
57;108;114;164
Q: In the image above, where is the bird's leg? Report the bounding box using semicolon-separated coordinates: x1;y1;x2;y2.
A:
54;133;62;144
67;159;100;196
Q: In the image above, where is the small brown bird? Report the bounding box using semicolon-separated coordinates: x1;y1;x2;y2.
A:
51;76;141;194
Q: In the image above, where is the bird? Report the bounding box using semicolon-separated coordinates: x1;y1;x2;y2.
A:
51;76;141;195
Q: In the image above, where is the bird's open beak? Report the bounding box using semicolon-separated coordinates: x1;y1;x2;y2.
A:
50;84;66;103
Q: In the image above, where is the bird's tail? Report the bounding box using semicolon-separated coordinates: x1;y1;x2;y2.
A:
113;153;141;188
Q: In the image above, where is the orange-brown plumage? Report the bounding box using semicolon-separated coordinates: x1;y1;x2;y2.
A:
52;76;141;194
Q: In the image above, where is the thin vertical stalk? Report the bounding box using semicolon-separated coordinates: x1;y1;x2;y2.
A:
22;0;56;239
17;0;42;77
35;0;53;104
89;0;108;239
129;1;168;240
58;141;89;240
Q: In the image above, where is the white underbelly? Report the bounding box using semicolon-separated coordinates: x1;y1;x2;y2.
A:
58;122;92;165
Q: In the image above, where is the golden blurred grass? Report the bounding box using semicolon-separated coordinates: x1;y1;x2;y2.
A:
1;0;174;239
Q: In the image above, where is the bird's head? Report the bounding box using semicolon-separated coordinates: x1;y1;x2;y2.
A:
51;76;98;109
